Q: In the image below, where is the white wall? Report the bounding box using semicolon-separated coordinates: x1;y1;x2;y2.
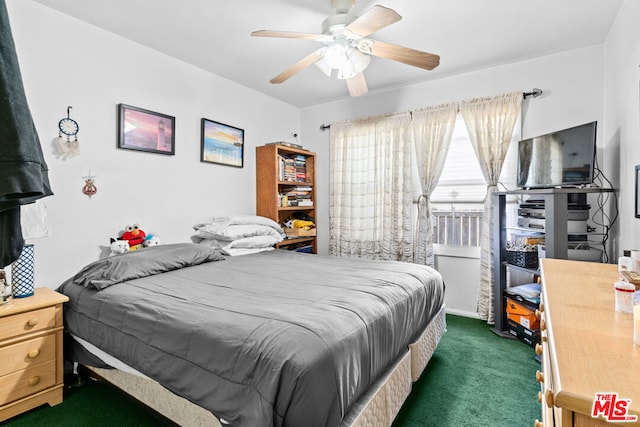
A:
7;0;301;287
301;46;605;315
433;246;481;318
603;0;640;255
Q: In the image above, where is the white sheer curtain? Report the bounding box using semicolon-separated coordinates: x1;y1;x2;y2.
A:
329;112;414;262
412;103;458;266
459;91;522;324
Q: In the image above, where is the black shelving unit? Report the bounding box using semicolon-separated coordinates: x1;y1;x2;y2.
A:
492;187;615;336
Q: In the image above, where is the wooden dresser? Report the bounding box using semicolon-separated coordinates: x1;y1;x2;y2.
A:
535;259;640;426
0;287;69;422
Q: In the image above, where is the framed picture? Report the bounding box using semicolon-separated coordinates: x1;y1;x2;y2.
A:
636;165;640;218
200;118;244;168
118;104;175;155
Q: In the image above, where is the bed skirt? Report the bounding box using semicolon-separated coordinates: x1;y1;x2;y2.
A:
85;304;447;427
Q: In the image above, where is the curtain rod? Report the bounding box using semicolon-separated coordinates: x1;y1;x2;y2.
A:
319;88;543;131
523;88;543;99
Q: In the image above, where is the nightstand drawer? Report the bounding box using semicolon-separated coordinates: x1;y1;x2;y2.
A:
0;306;57;342
0;334;56;377
0;360;56;405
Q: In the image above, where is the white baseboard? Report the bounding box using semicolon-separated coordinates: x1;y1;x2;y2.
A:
445;307;482;319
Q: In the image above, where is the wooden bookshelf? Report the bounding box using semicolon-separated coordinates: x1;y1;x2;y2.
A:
256;144;316;254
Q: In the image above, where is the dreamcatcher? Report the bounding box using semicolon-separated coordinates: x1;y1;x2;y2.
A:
57;106;79;159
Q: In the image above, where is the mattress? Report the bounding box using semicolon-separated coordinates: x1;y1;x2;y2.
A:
81;306;446;427
58;244;444;426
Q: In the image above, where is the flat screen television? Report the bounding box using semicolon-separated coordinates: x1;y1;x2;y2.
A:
516;121;597;189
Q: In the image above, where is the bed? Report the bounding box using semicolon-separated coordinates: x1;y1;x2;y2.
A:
57;233;445;426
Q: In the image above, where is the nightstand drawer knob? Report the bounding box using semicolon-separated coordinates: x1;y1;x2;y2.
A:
27;349;40;359
26;317;40;327
534;420;543;427
536;370;544;383
27;376;40;387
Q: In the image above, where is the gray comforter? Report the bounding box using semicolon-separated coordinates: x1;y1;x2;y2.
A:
57;243;444;427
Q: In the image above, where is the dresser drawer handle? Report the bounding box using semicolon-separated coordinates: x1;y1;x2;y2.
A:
536;370;544;383
26;317;40;327
535;343;543;356
534;420;543;427
27;349;40;359
545;390;554;407
535;309;542;320
27;376;40;387
538;391;543;403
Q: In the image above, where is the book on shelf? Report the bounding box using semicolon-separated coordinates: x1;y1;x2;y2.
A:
279;185;313;207
282;186;312;196
278;154;304;182
277;155;292;181
295;244;313;253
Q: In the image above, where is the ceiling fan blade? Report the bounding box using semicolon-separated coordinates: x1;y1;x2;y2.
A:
368;40;440;70
346;72;368;97
346;5;401;37
270;50;324;84
251;30;328;41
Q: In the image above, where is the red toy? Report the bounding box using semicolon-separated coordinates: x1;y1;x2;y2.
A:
120;224;146;250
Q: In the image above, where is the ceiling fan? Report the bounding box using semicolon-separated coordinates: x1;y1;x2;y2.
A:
251;0;440;97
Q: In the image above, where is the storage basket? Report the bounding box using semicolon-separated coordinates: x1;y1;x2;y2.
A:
505;241;539;269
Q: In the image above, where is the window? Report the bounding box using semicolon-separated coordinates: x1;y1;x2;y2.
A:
431;115;520;247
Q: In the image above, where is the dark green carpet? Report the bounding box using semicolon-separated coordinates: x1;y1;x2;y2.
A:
3;314;540;426
393;314;540;427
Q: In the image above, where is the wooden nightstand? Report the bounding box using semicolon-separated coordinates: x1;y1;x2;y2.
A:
0;287;69;422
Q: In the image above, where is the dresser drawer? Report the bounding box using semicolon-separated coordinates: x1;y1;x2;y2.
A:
0;307;57;342
0;360;56;405
0;334;56;377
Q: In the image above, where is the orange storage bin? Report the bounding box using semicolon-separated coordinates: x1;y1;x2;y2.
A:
506;297;540;330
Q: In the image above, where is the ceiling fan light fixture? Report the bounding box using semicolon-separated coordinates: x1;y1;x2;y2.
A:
338;47;370;79
356;38;373;54
323;40;350;69
315;39;371;80
314;51;333;77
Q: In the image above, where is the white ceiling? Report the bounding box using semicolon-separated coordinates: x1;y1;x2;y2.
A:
33;0;623;108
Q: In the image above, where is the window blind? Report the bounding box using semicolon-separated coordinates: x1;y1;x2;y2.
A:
430;115;520;203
